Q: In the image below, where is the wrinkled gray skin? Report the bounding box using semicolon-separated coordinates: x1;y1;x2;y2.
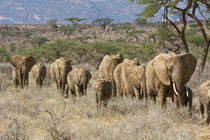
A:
146;53;197;108
31;63;46;87
94;79;112;109
114;59;147;102
99;53;123;97
67;68;92;98
10;55;35;88
50;57;72;96
199;80;210;125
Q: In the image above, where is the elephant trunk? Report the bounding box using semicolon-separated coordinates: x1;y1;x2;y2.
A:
175;81;186;107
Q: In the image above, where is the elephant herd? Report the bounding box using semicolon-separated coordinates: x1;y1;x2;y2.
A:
10;53;210;125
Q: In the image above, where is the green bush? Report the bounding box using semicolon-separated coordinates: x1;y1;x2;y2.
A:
186;34;204;48
134;17;147;25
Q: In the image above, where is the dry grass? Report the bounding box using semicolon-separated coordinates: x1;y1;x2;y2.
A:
0;62;209;140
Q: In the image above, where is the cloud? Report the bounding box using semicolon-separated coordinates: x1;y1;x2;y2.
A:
33;14;41;20
16;7;24;10
0;16;13;20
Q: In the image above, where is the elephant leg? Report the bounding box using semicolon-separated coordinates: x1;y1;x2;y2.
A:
157;86;167;108
18;72;24;89
133;87;140;101
116;86;122;97
40;80;43;87
147;88;156;103
75;85;81;97
204;103;209;124
122;87;126;97
103;99;108;108
111;80;116;97
64;84;68;98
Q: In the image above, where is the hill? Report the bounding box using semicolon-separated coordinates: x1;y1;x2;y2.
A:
0;0;143;24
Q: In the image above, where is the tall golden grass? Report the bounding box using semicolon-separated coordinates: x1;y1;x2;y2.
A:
0;62;209;140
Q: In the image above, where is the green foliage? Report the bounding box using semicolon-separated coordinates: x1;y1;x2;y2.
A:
28;38;72;62
23;31;34;39
147;32;157;42
185;28;200;36
9;43;17;52
59;26;76;39
29;37;49;47
115;38;126;43
127;30;147;42
186;34;204;48
47;18;58;28
75;36;93;43
134;17;147;25
189;23;199;28
157;28;179;42
64;17;86;27
0;47;10;62
92;18;114;30
117;24;135;33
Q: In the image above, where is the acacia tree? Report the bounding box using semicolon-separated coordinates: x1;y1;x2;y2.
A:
92;18;114;30
47;18;58;28
130;0;210;72
64;17;86;27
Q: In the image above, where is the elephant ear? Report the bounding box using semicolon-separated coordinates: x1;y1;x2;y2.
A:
153;55;170;86
10;55;25;69
181;53;197;83
26;56;35;71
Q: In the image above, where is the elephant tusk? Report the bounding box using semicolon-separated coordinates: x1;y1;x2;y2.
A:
140;89;143;95
173;83;179;96
185;84;189;97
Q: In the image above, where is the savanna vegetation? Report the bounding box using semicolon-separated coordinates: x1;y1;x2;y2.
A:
0;1;209;139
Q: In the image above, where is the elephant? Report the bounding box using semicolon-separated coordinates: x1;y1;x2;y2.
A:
146;53;197;108
199;80;210;125
67;68;92;97
99;53;123;97
10;55;35;88
50;57;72;96
93;79;112;109
31;63;46;87
113;58;147;102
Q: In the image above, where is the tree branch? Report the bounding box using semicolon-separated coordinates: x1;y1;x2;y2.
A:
161;14;181;34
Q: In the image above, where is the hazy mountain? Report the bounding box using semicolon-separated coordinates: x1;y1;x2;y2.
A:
0;0;143;24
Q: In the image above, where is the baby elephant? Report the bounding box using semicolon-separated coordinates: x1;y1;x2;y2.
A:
67;68;92;97
199;80;210;125
94;79;112;109
31;63;46;87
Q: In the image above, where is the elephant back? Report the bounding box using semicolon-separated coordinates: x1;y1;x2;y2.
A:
199;80;210;98
11;55;35;71
10;55;26;69
99;54;123;80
